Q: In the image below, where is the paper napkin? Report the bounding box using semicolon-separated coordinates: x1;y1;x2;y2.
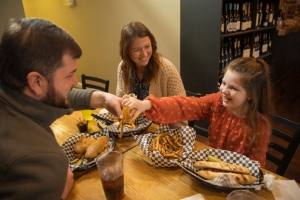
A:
272;180;300;200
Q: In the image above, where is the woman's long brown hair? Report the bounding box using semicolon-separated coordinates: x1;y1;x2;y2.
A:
119;21;161;93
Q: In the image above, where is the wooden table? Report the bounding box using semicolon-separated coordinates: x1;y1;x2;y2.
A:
51;110;298;200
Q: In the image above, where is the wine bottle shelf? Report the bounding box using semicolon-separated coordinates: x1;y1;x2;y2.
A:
259;52;273;59
221;26;276;38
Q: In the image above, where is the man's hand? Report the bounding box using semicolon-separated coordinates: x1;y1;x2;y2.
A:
103;93;122;118
90;91;122;118
61;167;74;200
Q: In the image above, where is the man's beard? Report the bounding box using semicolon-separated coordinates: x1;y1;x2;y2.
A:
41;83;71;109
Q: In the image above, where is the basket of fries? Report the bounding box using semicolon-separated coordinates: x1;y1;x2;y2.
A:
93;106;152;138
134;124;196;167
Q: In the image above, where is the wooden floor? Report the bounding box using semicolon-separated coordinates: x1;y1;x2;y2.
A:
196;67;300;182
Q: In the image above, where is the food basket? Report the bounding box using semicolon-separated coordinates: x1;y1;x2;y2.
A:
93;112;152;137
134;124;196;167
61;131;115;171
176;149;264;191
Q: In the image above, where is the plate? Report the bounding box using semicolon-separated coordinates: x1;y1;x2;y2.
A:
177;149;264;191
93;112;152;137
61;131;116;171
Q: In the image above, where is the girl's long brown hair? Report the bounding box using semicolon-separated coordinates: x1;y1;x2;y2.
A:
224;57;273;149
119;21;161;93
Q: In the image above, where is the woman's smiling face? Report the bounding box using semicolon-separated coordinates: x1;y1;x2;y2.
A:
128;36;152;68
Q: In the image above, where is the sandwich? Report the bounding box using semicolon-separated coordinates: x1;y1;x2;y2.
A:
194;161;257;185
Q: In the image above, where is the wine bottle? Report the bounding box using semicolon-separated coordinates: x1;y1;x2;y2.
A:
276;9;283;30
268;32;272;52
252;36;257;58
224;3;229;34
241;4;247;31
242;37;250;57
237;38;242;58
221;14;224;34
228;38;233;62
261;33;268;54
258;2;263;28
256;2;260;28
236;3;241;31
255;34;260;58
272;4;276;26
247;2;252;29
232;3;237;32
234;38;238;59
263;3;269;27
224;42;229;66
268;3;274;27
228;3;234;33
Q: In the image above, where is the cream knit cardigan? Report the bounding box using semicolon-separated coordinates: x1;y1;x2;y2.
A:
116;57;186;98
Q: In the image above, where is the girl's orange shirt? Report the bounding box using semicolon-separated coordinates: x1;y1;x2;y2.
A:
144;92;271;167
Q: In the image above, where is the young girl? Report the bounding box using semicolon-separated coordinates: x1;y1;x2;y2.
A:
123;57;272;167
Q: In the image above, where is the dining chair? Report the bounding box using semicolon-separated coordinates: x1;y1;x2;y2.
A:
81;74;109;92
186;91;202;127
185;91;209;138
266;114;300;176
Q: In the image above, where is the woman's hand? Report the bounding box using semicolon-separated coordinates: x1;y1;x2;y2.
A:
122;94;151;116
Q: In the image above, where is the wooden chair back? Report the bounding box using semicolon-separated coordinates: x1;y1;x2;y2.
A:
81;74;109;92
267;114;300;176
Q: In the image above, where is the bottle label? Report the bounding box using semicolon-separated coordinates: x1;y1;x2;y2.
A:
243;49;250;57
221;24;224;33
241;22;247;30
236;21;241;30
227;22;232;32
263;22;268;27
262;44;268;52
255;50;260;58
232;22;237;32
269;14;273;23
256;14;259;27
248;20;252;29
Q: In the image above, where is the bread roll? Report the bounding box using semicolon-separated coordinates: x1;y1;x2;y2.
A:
85;136;108;159
73;135;96;157
197;170;257;185
194;161;250;175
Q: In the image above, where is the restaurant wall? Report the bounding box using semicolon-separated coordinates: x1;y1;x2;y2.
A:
0;0;25;35
22;0;180;94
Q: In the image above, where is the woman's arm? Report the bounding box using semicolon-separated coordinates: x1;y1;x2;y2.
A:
116;62;126;98
162;58;186;97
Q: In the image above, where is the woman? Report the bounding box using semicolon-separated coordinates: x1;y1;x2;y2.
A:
116;21;186;100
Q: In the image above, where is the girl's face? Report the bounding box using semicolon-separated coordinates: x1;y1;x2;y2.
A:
220;69;251;116
128;36;152;68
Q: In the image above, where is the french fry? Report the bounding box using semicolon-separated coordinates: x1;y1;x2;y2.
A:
149;132;183;159
110;105;137;138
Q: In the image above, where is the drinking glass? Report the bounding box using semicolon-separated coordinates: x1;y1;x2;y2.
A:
96;151;125;200
227;190;261;200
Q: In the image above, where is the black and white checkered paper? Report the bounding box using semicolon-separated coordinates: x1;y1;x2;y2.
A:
176;149;263;189
134;124;196;167
61;131;115;171
93;113;152;137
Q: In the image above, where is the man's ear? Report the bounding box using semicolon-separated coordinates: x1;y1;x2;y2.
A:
26;72;46;95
